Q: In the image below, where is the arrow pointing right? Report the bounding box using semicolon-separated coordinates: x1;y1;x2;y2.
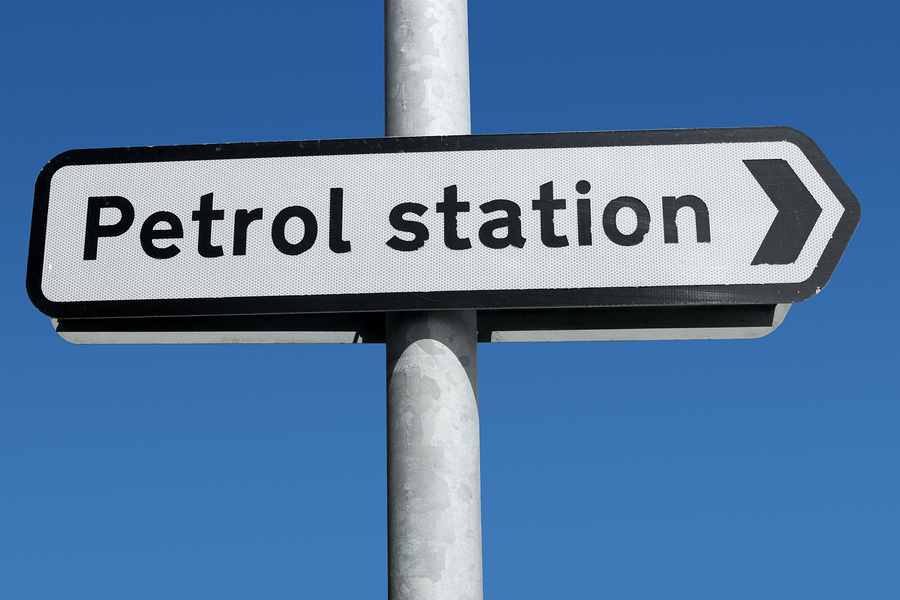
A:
745;159;823;265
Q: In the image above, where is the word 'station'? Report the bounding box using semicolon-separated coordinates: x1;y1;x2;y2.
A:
26;128;860;319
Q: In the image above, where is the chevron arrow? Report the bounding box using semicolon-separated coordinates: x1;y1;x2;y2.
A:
745;159;823;265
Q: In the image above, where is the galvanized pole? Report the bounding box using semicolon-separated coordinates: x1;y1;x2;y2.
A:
384;1;482;600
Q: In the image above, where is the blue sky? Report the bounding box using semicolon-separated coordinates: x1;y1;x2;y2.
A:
2;1;897;598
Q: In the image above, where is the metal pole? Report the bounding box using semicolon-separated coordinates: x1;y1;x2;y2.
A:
385;0;471;137
385;2;482;599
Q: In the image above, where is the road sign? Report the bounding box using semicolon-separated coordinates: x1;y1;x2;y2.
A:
26;127;859;321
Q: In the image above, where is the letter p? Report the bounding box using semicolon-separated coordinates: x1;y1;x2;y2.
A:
83;196;135;260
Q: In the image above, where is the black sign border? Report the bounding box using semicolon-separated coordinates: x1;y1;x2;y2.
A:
26;127;861;319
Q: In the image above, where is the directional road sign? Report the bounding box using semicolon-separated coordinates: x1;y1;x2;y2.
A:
27;127;859;321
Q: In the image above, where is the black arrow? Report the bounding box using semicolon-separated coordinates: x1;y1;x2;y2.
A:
744;159;822;265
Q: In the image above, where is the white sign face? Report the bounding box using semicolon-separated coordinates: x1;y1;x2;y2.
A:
26;128;860;319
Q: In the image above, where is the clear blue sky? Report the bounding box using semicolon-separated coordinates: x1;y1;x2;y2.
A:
2;1;897;598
